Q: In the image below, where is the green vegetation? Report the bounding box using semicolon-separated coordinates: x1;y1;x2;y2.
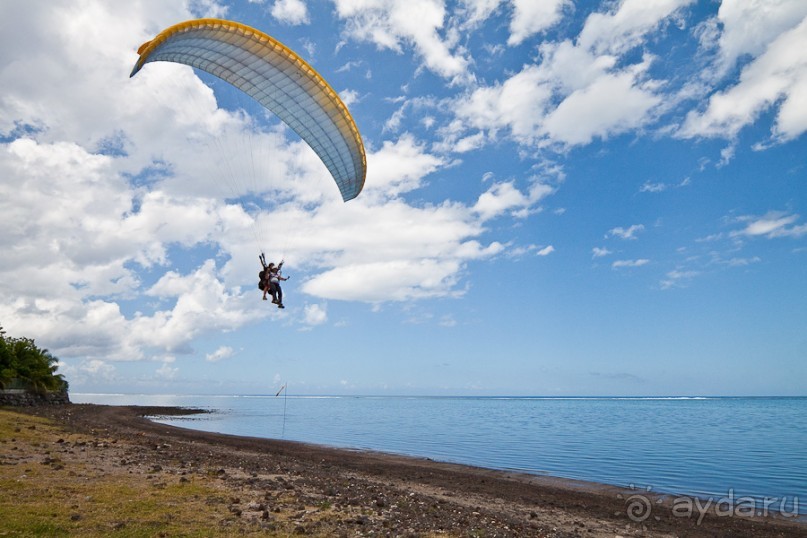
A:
0;325;68;394
0;410;269;537
0;410;344;537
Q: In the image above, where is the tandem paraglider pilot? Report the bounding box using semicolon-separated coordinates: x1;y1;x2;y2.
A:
259;253;289;308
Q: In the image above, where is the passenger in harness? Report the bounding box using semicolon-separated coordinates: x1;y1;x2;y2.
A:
259;253;289;308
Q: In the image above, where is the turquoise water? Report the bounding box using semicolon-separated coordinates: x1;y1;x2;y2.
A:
72;394;806;513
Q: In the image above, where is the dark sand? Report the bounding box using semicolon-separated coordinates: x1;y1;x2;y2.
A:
16;404;806;537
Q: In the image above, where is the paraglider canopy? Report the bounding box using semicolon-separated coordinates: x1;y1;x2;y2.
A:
131;18;366;202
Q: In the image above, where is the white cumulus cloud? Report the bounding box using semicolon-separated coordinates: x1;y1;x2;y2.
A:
303;303;328;326
732;212;807;239
612;259;650;269
607;224;645;240
333;0;470;81
206;346;235;362
272;0;310;25
681;5;807;142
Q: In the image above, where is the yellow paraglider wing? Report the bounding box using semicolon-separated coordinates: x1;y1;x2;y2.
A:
131;18;366;201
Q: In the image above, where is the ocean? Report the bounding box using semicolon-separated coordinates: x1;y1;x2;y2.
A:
71;394;806;514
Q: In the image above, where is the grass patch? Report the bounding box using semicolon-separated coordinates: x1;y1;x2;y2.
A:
0;409;293;537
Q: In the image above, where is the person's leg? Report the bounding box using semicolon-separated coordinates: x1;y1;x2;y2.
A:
270;282;279;303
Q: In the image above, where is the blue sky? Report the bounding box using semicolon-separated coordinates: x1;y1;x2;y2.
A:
1;0;805;396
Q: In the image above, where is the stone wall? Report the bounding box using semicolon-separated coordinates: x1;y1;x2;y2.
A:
0;389;70;406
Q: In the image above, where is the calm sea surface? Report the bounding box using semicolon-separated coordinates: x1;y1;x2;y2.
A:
72;394;806;513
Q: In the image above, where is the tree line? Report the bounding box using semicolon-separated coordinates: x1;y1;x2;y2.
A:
0;325;68;394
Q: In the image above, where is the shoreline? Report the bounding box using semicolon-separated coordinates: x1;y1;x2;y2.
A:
7;403;806;537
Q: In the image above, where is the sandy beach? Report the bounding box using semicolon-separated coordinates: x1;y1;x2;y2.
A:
2;404;803;537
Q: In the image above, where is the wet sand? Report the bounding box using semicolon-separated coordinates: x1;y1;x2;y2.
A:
13;403;806;537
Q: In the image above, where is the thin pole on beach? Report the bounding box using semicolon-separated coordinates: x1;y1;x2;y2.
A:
282;382;288;438
275;382;288;438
